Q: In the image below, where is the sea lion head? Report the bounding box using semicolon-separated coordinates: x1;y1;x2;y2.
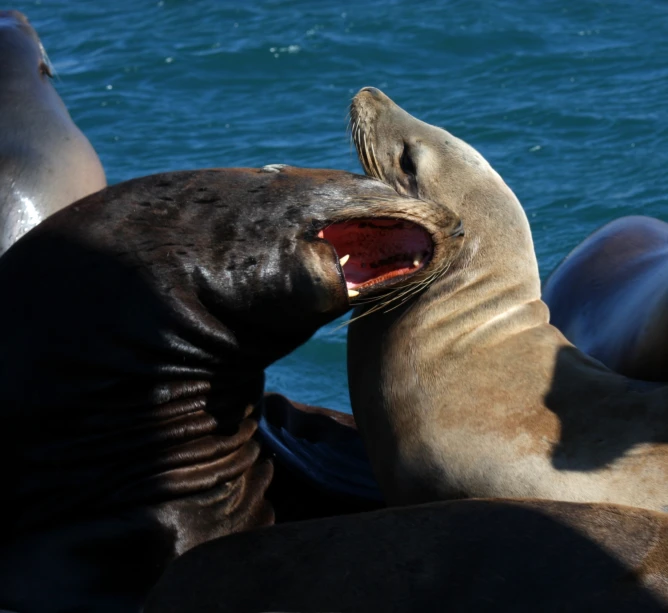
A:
349;87;539;295
151;165;465;353
0;10;55;89
349;87;505;203
0;10;107;256
0;167;463;379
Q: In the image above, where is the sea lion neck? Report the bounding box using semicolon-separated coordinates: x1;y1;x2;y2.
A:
413;180;546;351
353;172;546;354
0;225;271;531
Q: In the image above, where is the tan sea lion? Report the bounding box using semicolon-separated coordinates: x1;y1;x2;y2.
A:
347;86;668;510
0;10;106;255
145;498;668;612
0;166;463;612
543;215;668;382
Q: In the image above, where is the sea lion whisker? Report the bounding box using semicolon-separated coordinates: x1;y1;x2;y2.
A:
361;132;378;181
353;122;362;166
379;281;431;313
352;122;366;173
363;134;380;182
352;119;384;185
353;256;450;314
347;119;355;158
341;276;432;324
369;142;385;184
342;266;448;325
335;295;397;330
347;300;389;324
371;262;452;316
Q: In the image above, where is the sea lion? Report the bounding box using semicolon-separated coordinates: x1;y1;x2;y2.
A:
145;498;668;613
260;392;383;522
0;10;106;255
543;215;668;382
0;166;463;612
347;87;668;509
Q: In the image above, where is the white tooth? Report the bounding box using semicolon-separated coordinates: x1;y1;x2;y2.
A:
339;254;350;267
413;254;422;267
348;289;360;298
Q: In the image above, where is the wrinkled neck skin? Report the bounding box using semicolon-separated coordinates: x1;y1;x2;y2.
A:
409;172;543;352
1;236;282;531
0;168;354;612
0;238;277;613
349;136;668;511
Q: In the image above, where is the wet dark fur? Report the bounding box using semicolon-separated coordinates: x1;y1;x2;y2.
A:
146;498;668;613
0;167;453;612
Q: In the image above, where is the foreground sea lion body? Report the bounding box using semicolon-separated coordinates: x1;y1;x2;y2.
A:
0;10;106;255
0;166;463;612
543;215;668;382
146;498;668;612
347;87;668;509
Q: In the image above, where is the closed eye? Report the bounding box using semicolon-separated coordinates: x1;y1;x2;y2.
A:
400;143;417;178
39;61;53;78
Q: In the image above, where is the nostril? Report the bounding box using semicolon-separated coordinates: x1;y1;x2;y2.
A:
360;86;383;100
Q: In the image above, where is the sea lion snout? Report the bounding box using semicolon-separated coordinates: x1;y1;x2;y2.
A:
359;86;387;101
0;10;30;26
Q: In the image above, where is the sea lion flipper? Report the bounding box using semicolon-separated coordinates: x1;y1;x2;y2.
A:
259;393;383;519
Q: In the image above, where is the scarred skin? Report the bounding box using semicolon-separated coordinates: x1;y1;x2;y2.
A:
543;216;668;382
347;87;668;511
0;10;106;255
0;166;462;613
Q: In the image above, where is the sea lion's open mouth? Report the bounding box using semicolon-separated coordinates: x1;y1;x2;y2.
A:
319;218;433;294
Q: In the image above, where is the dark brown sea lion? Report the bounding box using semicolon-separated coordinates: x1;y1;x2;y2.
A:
0;10;106;255
347;87;668;510
543;215;668;382
145;498;668;613
0;166;464;612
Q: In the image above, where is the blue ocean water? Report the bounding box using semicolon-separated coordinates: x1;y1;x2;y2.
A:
12;0;668;412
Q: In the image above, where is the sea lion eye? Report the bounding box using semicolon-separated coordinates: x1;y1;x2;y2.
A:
400;144;417;178
39;61;53;78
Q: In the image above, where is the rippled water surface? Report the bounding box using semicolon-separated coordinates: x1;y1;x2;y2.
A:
13;0;668;412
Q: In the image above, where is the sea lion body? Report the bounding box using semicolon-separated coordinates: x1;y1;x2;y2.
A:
0;166;461;612
0;10;106;254
347;87;668;510
146;498;668;613
543;215;668;381
260;392;383;522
